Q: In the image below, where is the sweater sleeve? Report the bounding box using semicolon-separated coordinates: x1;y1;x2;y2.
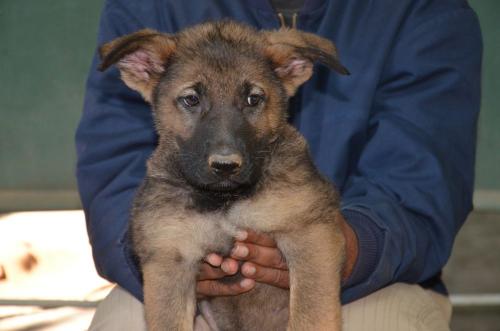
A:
340;7;482;303
75;0;154;301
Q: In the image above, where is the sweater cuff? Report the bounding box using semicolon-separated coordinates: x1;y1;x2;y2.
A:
341;209;385;288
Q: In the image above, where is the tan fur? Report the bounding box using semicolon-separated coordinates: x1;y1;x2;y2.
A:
99;20;348;331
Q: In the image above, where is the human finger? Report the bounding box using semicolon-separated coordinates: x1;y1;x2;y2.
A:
198;262;227;281
239;229;276;247
241;262;290;289
220;257;240;275
196;278;255;298
231;243;287;270
204;253;223;267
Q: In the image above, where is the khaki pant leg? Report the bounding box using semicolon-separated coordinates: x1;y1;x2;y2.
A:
343;283;452;331
89;286;146;331
89;283;452;331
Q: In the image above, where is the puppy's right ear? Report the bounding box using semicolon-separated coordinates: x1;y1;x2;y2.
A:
99;29;176;103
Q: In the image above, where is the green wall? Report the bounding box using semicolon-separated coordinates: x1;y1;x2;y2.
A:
471;0;500;190
0;0;498;211
0;0;103;210
468;0;500;211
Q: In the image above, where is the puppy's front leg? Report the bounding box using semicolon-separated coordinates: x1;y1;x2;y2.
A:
278;221;345;331
142;256;197;331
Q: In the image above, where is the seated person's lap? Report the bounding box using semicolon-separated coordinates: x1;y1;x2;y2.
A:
89;283;452;331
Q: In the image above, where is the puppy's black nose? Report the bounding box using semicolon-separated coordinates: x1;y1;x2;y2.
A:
208;153;242;177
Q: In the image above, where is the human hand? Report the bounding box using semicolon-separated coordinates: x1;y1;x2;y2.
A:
228;230;290;288
229;218;358;285
196;250;255;298
228;218;358;285
196;230;288;298
196;215;358;298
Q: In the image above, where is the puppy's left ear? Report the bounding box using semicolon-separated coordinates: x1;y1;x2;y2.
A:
263;29;349;96
99;29;176;103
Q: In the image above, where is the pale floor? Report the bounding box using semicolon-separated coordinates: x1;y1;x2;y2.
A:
0;306;95;331
0;211;110;331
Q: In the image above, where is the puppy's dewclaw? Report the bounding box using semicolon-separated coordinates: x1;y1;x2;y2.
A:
100;20;348;331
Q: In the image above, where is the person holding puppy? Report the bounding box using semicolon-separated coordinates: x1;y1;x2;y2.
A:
76;0;482;330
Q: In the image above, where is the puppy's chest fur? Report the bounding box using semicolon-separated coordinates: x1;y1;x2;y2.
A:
130;127;335;267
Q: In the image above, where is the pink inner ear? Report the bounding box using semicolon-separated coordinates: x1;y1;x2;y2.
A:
275;58;310;78
118;50;164;81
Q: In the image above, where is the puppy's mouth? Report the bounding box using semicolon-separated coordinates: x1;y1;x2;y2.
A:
175;160;259;198
206;179;236;191
198;179;251;193
186;177;257;212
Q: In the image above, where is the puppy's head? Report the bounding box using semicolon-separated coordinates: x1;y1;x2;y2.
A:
99;21;348;193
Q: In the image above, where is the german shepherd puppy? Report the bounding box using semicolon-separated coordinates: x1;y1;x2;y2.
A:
99;20;349;331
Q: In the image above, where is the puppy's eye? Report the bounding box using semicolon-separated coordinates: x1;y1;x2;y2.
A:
180;95;200;108
246;94;263;107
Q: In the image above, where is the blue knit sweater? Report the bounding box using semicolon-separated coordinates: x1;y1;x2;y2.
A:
76;0;482;303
